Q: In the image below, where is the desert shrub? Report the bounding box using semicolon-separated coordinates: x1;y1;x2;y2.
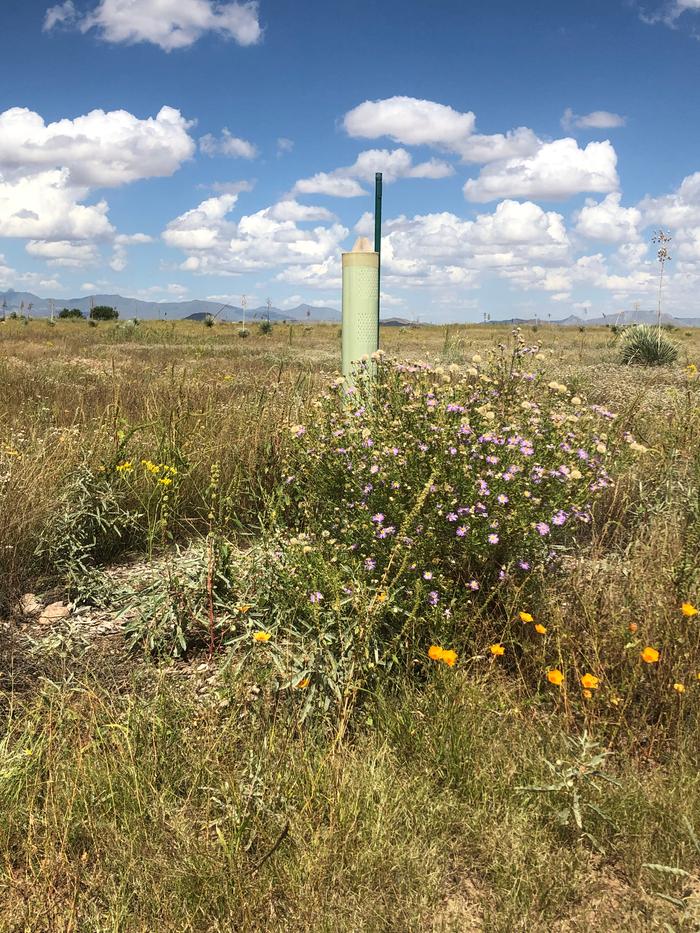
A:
619;324;679;366
58;307;84;320
259;320;272;335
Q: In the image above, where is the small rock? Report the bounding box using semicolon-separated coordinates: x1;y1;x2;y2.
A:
19;594;42;617
38;601;71;625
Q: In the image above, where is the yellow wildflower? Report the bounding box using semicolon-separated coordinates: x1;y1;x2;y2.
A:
641;646;660;664
158;477;172;486
252;631;271;642
546;669;564;686
519;611;534;623
428;645;444;661
375;591;388;603
490;643;505;656
673;683;685;693
296;677;310;689
237;604;253;614
582;689;593;700
115;461;133;473
580;673;599;690
681;601;698;617
534;623;547;635
441;649;458;667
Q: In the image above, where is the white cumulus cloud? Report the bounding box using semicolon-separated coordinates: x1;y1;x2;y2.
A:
575;193;642;243
291;148;453;198
561;108;627;131
342;95;540;165
343;96;476;150
163;192;348;285
463;138;619;202
0;105;195;187
0;104;194;268
25;239;101;267
200;129;258;159
0;169;113;240
45;0;262;51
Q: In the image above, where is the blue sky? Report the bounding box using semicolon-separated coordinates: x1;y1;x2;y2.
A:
2;0;700;319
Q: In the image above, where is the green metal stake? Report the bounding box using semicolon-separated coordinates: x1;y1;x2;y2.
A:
374;172;382;329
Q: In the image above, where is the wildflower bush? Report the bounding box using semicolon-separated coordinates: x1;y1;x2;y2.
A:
228;338;650;717
279;343;633;597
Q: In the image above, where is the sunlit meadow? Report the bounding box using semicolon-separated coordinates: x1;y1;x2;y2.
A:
1;316;699;931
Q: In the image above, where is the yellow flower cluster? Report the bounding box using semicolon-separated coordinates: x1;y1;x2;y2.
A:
140;460;179;485
428;645;458;666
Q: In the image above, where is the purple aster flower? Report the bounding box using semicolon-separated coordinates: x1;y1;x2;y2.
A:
371;513;385;524
488;533;500;545
309;592;323;604
535;521;550;536
456;525;467;537
518;560;531;571
446;512;458;522
364;557;376;571
428;591;439;606
469;580;480;591
423;571;433;580
497;494;509;505
552;510;568;526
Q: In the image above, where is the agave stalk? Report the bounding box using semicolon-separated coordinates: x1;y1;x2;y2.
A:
652;229;672;342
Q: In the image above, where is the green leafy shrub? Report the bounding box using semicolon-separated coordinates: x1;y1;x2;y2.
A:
90;305;118;321
259;320;273;335
619;324;678;366
34;463;139;602
122;539;240;657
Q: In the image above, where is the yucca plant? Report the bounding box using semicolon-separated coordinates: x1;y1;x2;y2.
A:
619;324;679;366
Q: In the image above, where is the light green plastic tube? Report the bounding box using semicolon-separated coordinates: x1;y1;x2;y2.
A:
341;240;379;378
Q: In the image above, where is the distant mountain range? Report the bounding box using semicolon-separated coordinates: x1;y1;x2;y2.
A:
1;289;698;327
0;290;340;323
488;309;700;328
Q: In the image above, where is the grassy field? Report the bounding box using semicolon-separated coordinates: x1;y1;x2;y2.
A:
1;317;699;931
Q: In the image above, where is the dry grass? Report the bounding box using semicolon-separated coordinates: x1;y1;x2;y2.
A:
1;317;699;930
